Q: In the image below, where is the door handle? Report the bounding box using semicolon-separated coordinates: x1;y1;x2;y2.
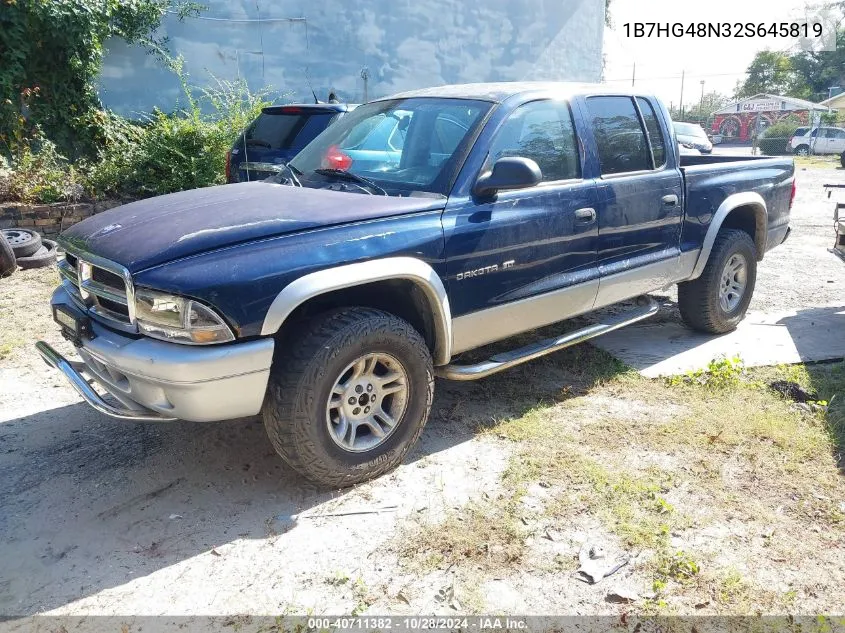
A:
574;207;596;223
662;194;679;206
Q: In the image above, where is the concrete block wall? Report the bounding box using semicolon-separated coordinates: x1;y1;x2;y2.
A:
0;201;121;237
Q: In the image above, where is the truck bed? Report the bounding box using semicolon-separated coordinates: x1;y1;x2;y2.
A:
679;154;794;256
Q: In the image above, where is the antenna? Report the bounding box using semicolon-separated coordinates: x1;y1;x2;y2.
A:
304;67;320;103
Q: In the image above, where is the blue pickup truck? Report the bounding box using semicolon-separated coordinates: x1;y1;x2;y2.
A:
38;83;794;488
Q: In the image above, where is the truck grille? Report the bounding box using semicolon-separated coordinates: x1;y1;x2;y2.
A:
57;245;137;332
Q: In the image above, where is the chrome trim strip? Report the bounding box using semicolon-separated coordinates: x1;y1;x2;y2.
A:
35;341;176;421
57;259;77;284
689;192;767;280
81;279;128;305
260;257;453;366
56;237;138;330
437;297;658;381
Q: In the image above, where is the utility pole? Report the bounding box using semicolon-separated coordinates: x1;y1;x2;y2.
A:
361;67;370;102
679;70;685;121
631;62;636;87
699;80;705;124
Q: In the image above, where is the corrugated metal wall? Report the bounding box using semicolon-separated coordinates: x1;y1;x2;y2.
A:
98;0;605;115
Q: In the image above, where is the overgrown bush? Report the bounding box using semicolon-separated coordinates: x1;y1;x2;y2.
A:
87;73;271;198
0;0;201;159
0;71;273;204
759;120;802;156
2;131;84;203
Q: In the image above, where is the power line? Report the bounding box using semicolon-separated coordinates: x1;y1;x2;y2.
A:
166;10;305;23
605;70;753;82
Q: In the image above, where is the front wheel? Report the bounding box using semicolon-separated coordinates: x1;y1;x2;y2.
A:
678;229;757;334
262;307;434;488
840;152;845;168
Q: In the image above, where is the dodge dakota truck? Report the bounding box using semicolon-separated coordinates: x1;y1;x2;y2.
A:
37;83;795;488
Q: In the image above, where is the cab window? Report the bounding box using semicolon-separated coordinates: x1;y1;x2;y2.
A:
586;96;652;175
485;100;580;182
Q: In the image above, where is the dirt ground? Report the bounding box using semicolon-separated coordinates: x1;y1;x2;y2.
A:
0;164;843;618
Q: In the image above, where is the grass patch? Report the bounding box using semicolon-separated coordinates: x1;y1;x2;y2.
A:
393;350;845;613
398;497;528;572
794;155;842;170
541;451;681;549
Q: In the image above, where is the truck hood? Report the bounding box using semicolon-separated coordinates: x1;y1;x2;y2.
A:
60;182;444;272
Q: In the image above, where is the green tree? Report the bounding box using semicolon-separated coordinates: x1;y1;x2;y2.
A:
0;0;202;159
735;51;809;99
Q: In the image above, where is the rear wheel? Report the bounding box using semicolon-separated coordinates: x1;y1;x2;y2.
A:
262;307;434;488
794;144;810;156
678;229;757;334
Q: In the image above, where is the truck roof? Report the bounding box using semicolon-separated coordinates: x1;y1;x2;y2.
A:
379;82;655;104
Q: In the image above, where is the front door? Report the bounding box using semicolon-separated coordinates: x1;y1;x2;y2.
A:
580;95;683;306
443;98;600;353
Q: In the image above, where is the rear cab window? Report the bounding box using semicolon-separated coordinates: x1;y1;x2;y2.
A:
585;96;655;175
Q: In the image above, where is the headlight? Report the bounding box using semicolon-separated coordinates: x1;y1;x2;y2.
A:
134;288;235;345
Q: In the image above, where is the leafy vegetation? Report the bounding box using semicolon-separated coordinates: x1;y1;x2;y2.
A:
86;68;271;199
666;355;745;388
1;69;271;203
0;1;272;204
0;0;202;159
734;28;845;102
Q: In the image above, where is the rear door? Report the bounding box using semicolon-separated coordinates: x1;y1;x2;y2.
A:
818;127;845;154
580;95;683;305
829;128;845;154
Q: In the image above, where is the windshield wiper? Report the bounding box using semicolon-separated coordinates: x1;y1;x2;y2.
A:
280;162;302;187
313;168;388;196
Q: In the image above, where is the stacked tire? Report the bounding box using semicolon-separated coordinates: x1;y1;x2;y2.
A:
0;229;58;278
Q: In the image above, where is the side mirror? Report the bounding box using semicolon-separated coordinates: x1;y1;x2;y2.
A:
474;157;542;197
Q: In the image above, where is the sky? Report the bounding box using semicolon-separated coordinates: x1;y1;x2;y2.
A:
602;0;836;108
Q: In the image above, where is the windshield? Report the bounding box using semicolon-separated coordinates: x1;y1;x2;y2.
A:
287;98;492;196
674;122;707;138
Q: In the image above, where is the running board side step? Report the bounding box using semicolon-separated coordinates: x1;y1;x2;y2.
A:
435;296;658;381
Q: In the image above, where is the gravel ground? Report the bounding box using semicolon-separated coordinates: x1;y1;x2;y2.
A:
0;165;842;618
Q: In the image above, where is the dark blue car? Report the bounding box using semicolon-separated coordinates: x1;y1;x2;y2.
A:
40;83;794;488
226;103;355;183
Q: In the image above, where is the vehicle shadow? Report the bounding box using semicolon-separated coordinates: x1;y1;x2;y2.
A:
0;325;625;616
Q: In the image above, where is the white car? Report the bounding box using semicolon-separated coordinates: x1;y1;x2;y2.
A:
790;126;845;156
673;122;713;154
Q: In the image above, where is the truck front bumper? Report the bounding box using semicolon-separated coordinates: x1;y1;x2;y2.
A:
38;286;274;422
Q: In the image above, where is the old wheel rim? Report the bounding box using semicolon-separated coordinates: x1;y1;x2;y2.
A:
325;352;409;453
796;147;809;156
719;253;747;313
